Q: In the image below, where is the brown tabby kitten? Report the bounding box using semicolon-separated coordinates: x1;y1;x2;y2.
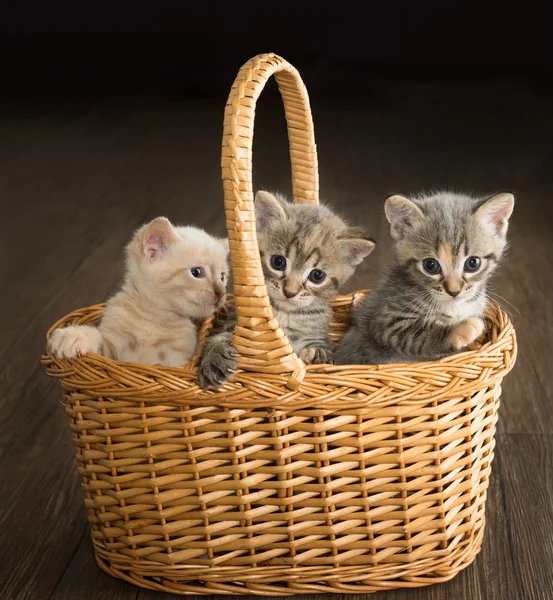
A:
335;191;514;364
198;191;375;387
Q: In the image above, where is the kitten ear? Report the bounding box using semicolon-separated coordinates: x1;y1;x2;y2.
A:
475;193;514;237
255;190;287;231
384;195;425;240
339;238;376;266
142;217;178;261
219;237;230;255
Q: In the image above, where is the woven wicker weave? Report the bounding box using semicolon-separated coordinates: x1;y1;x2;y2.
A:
42;53;517;595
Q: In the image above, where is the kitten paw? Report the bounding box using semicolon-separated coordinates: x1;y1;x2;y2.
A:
197;339;238;388
299;345;333;365
448;317;485;351
48;326;103;359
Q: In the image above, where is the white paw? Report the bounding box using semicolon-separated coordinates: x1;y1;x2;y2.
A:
48;326;103;359
448;317;485;351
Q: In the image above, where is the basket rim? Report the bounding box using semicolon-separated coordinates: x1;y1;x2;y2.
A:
41;293;517;410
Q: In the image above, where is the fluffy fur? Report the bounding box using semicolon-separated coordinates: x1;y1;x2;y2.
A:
48;217;229;367
335;191;514;364
198;191;375;387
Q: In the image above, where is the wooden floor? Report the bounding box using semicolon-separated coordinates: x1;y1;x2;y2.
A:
1;78;552;599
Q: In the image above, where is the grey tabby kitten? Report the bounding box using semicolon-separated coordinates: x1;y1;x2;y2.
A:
198;190;375;387
335;191;514;365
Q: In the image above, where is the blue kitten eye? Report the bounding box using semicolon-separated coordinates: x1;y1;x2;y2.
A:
464;256;481;272
308;269;326;283
270;255;287;271
221;273;226;281
191;267;204;278
422;259;441;274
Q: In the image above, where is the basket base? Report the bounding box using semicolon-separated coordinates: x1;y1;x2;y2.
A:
94;526;483;596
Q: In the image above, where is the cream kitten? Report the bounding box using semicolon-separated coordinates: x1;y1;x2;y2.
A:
48;217;229;367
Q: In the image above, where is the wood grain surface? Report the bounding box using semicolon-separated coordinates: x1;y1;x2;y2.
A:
1;76;551;599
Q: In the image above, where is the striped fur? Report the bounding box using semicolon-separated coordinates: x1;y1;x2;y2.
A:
198;191;375;387
335;191;514;365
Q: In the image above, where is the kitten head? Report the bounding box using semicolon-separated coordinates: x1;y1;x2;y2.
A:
126;217;229;319
385;190;514;307
255;191;375;311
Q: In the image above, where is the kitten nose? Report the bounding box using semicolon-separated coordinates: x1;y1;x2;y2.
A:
283;287;298;299
215;289;224;301
444;279;462;297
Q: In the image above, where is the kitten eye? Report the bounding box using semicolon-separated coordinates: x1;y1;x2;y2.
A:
464;256;481;272
220;273;226;281
270;255;287;271
308;269;326;284
422;259;441;274
190;267;204;278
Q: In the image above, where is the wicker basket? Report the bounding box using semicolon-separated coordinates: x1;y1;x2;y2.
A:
42;53;517;595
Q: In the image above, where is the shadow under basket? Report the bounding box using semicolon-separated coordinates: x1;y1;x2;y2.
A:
42;53;517;596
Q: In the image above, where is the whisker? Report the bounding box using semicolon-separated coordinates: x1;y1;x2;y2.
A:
486;291;521;318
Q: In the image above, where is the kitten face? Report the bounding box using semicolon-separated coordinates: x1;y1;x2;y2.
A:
255;191;375;311
126;217;229;319
385;191;514;309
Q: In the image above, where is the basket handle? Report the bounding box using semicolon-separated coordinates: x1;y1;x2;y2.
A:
222;53;319;390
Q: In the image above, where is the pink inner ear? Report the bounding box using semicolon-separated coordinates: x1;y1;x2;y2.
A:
143;218;177;261
146;233;165;260
480;194;514;235
490;205;510;230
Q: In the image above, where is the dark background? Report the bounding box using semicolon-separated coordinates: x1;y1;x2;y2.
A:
1;4;552;600
1;3;551;102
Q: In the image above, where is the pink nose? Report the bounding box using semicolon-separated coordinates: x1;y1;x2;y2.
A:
283;287;298;299
215;289;224;301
